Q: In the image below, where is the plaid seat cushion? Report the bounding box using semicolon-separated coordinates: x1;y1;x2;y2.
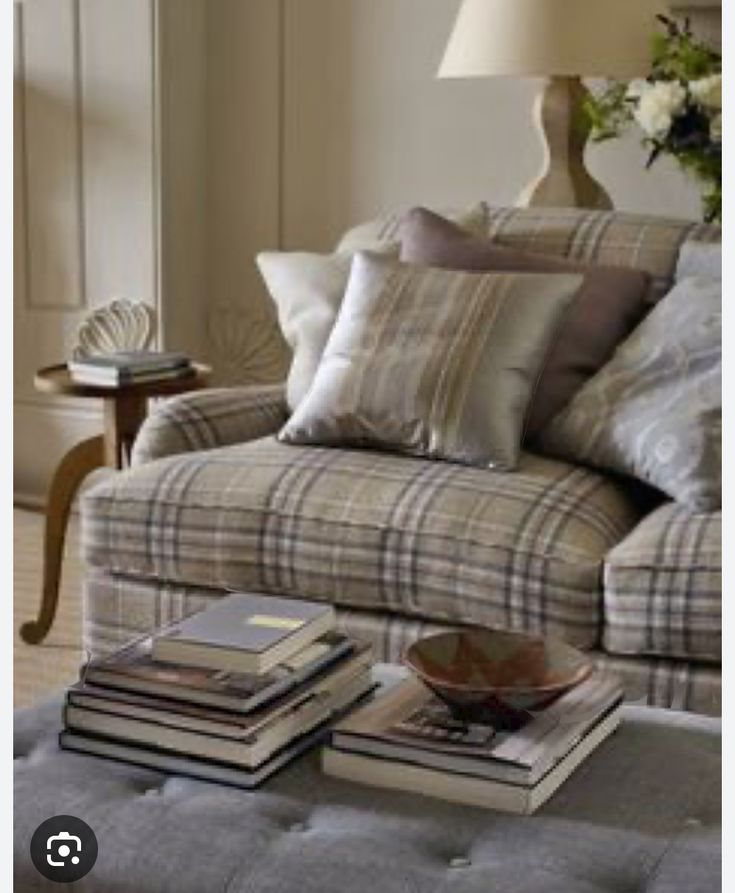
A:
336;205;719;303
82;437;642;649
83;571;721;717
604;504;721;663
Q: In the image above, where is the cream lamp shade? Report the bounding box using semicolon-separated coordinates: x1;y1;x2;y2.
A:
439;0;665;80
438;0;666;209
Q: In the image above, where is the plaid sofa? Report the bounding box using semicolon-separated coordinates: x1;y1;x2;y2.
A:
80;205;721;716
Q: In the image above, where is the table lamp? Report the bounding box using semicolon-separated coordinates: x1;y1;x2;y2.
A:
438;0;665;209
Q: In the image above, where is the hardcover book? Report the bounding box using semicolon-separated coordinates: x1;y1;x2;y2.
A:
82;631;353;713
323;705;621;815
59;689;370;790
329;670;623;788
151;593;337;675
68;350;190;373
65;647;373;770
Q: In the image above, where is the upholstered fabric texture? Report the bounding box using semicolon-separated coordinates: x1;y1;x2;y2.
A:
82;570;721;717
400;207;652;437
676;241;721;281
82;437;642;649
540;277;721;511
335;201;489;252
603;504;721;663
279;253;583;468
131;384;288;466
342;204;719;302
14;695;722;893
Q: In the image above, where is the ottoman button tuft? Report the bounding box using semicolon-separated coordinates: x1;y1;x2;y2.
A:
449;856;471;869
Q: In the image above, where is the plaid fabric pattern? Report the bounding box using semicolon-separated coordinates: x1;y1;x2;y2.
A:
82;571;721;717
131;384;288;465
82;438;642;648
337;205;719;303
604;504;721;663
280;255;583;469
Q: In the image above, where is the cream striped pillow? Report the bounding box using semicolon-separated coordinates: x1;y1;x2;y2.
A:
279;252;583;469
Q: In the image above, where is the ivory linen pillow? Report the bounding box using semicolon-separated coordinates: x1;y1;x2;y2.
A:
257;205;487;411
539;277;721;511
279;252;583;470
257;246;398;411
400;207;652;438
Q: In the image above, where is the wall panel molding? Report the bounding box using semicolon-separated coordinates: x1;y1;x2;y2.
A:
22;0;85;311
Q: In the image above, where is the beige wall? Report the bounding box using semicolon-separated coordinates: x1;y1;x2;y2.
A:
279;0;709;251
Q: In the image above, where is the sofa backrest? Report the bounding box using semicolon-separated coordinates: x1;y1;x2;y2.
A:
336;205;720;303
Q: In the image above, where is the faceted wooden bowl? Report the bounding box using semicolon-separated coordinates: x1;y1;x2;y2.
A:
404;629;593;729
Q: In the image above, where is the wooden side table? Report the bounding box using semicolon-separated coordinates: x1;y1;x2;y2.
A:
20;362;211;645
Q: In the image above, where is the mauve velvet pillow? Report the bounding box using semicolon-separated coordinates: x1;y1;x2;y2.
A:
400;208;652;439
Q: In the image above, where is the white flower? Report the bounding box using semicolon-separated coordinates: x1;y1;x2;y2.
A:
710;113;722;142
626;79;650;100
633;80;687;139
690;74;721;110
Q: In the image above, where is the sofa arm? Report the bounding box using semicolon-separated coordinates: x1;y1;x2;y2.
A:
131;383;288;465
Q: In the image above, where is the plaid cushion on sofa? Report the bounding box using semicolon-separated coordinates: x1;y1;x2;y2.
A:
82;437;642;649
604;504;721;663
337;205;719;303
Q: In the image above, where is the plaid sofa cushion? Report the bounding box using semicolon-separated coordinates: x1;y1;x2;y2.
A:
82;437;642;649
83;571;721;717
604;504;721;663
336;205;719;303
131;384;288;466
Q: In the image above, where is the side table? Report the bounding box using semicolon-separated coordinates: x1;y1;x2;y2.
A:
20;362;211;645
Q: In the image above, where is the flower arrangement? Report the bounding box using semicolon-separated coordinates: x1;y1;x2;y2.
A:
585;17;722;223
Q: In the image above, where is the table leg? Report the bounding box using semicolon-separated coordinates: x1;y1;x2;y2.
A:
104;395;147;468
20;435;105;645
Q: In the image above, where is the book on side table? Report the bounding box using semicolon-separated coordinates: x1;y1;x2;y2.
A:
67;350;193;386
322;670;624;814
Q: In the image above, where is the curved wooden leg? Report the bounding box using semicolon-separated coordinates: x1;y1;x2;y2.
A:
20;435;105;645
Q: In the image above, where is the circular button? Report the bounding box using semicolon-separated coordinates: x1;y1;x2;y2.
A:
30;815;98;883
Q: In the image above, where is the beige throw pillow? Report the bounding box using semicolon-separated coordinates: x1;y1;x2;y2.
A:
257;204;488;411
279;253;583;470
257;247;398;411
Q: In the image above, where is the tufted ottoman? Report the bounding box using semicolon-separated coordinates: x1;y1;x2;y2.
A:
15;681;721;893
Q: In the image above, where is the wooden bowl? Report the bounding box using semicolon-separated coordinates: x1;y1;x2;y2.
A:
404;629;593;729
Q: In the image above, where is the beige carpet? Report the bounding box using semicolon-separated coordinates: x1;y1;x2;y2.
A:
14;509;84;708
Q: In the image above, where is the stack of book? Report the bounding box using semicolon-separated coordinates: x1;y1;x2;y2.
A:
59;593;374;788
67;350;194;386
323;670;624;814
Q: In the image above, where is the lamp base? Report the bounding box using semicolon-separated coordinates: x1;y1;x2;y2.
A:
517;76;613;210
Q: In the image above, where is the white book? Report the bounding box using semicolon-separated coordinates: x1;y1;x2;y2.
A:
323;705;621;815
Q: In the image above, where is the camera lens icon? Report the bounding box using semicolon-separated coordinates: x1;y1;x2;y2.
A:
47;831;82;867
30;815;98;882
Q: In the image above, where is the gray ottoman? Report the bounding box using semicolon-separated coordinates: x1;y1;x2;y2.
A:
15;696;721;893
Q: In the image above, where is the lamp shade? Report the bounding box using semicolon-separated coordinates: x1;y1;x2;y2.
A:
439;0;666;79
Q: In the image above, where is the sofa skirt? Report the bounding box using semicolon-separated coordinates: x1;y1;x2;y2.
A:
84;569;721;718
